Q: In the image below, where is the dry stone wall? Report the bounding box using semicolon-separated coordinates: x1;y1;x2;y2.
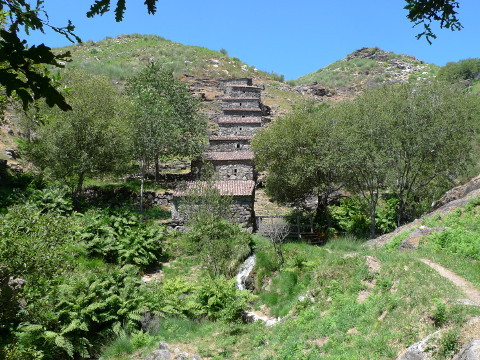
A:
213;161;256;181
217;123;262;137
209;140;251;152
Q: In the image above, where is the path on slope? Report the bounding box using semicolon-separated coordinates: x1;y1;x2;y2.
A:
420;258;480;305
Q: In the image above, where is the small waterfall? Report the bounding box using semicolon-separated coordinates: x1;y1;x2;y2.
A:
236;254;256;290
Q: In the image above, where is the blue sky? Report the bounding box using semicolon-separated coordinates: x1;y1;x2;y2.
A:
23;0;480;80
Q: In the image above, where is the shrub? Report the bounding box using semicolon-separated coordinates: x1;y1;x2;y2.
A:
329;197;370;236
186;218;252;277
431;299;448;327
143;275;253;322
0;205;77;285
78;209;165;269
17;264;143;358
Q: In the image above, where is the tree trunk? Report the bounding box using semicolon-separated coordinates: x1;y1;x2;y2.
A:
155;155;159;183
315;193;331;230
73;172;85;207
140;159;145;212
369;205;376;239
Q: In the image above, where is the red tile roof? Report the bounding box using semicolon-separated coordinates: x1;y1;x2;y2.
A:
209;136;252;141
174;180;255;197
204;151;254;161
218;117;262;124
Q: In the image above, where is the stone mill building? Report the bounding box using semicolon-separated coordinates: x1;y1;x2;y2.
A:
172;78;268;228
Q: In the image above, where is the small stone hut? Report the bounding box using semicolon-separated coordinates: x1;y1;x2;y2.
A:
172;180;255;228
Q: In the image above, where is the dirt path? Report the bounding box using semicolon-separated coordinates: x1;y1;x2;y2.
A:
420;258;480;305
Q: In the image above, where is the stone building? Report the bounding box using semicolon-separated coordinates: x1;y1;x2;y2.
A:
173;78;266;228
172;180;255;226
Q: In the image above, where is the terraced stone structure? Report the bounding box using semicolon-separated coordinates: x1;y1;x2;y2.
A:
173;78;267;228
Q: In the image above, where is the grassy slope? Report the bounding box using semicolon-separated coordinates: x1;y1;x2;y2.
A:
101;197;480;360
295;47;439;89
57;34;278;82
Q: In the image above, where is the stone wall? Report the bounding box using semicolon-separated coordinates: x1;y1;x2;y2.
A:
208;140;251;152
222;109;262;117
213;161;255;181
172;195;255;228
226;86;261;98
224;78;253;86
222;99;260;109
138;191;174;207
218;123;262;136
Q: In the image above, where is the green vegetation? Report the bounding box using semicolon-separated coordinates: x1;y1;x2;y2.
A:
0;184;252;359
126;62;207;182
100;230;480;360
437;58;480;83
57;34;277;81
24;69;132;194
253;82;480;237
296;47;439;88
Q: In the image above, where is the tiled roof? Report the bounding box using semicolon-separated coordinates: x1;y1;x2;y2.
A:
204;151;254;161
209;136;252;141
174;180;255;197
218;117;262;124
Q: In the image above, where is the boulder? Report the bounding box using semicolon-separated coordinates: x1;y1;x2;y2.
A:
145;350;172;360
399;226;447;250
452;340;480;360
396;330;443;360
158;341;169;351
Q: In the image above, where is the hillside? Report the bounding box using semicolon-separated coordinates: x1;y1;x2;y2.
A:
295;47;439;94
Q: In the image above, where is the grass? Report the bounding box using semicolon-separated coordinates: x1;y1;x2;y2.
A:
83;176;167;193
100;195;480;360
296;47;438;88
100;227;480;360
57;33;279;82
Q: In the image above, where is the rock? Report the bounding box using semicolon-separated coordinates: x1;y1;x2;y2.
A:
190;356;201;360
158;341;169;350
433;175;480;210
396;330;443;360
145;350;172;360
174;353;188;360
5;147;19;159
452;340;480;360
400;226;447;250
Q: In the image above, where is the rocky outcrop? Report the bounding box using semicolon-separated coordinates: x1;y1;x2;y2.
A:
453;340;480;360
399;226;447;250
144;341;201;360
367;174;480;248
432;175;480;210
396;330;444;360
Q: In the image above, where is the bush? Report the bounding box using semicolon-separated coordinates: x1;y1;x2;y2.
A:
78;209;165;269
143;275;253;322
186;218;252;277
0;205;77;285
329;197;370;236
12;264;144;359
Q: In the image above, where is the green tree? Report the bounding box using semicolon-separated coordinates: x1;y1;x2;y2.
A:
252;103;348;226
340;82;479;236
437;58;480;83
405;0;463;43
126;62;207;182
26;68;131;194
